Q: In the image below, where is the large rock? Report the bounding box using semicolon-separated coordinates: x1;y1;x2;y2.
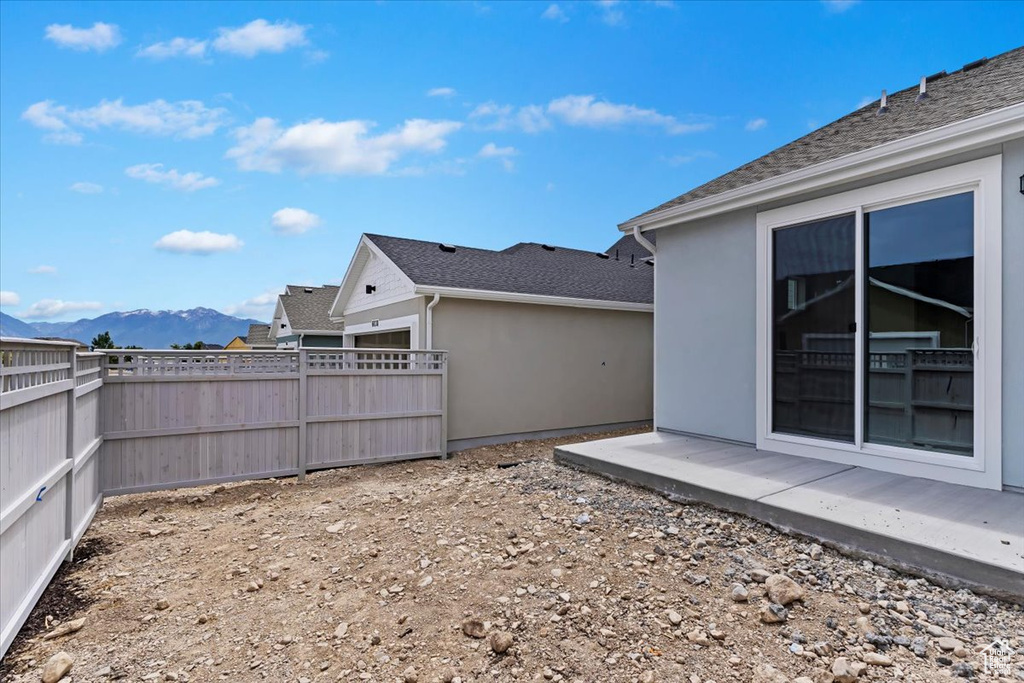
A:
490;631;514;654
760;603;788;624
461;618;486;639
41;651;74;683
831;657;866;683
765;574;804;605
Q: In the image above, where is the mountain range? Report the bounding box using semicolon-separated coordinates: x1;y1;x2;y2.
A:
0;308;265;349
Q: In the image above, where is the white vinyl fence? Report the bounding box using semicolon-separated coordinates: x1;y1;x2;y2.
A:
0;340;447;656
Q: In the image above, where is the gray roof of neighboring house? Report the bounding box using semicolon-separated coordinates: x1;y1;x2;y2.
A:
245;323;275;347
280;285;345;332
365;234;653;305
605;232;655;263
629;45;1024;224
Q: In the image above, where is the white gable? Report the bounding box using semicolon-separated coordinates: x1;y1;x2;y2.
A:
342;250;414;314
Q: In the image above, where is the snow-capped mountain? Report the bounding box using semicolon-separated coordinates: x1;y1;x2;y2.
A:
0;308;265;349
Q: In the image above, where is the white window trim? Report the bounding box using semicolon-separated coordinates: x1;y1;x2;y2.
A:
755;155;1002;490
342;313;420;350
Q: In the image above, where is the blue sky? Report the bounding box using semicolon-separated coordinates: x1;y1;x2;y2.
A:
1;1;1020;322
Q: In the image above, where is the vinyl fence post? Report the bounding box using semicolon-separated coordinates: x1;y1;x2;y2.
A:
297;348;308;481
440;352;448;460
64;347;77;562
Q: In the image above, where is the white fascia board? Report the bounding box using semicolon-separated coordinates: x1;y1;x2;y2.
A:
413;285;654;312
267;299;286;341
288;330;346;335
621;102;1024;233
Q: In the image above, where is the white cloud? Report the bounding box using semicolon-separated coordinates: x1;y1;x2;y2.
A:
226;117;463;175
823;0;859;12
542;4;569;22
18;299;102;319
154;230;243;254
70;181;103;194
427;87;457;98
137;37;208;60
45;22;121;52
22;98;228;143
271;207;322;235
469;102;551;133
125;163;220;191
547;95;710;134
222;288;282;317
478;142;518;171
29;265;58;274
212;19;309;57
0;291;20;306
597;0;625;26
745;117;768;132
665;151;715;166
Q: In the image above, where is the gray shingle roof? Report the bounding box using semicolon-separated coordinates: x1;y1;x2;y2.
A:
280;286;345;332
629;46;1024;224
365;234;653;305
246;323;275;347
606;232;655;263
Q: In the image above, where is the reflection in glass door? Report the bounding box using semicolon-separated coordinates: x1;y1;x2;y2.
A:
772;214;856;442
864;192;974;455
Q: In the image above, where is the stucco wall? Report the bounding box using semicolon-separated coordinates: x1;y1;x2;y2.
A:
431;298;652;442
654;208;758;443
1001;139;1024;489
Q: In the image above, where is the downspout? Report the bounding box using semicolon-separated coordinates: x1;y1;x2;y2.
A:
633;225;657;433
425;293;441;350
633;225;656;256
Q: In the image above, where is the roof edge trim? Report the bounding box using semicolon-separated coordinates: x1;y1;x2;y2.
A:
413;285;654;312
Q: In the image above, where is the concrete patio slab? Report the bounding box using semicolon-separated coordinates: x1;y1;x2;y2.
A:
554;431;1024;602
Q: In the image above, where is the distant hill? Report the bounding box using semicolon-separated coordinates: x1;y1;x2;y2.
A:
0;308;266;349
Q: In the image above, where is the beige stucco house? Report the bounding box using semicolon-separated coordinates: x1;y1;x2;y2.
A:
329;233;654;450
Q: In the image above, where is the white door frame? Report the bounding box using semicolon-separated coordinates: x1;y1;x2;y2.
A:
754;155;1003;489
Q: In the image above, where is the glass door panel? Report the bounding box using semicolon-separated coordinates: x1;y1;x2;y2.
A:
772;214;856;442
864;192;974;455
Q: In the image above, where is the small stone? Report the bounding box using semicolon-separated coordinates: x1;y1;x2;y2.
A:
760;603;788;623
862;652;892;666
730;584;749;602
334;622;349;638
461;618;486;639
403;666;418;683
43;617;86;640
326;522;345;534
750;569;771;583
937;637;962;651
765;574;804;605
752;664;790;683
490;631;514;654
857;602;871;614
154;599;170;610
245;581;260;592
417;575;433;588
666;610;683;626
808;544;823;560
41;651;74;683
831;657;866;683
575;513;591;525
951;662;974;678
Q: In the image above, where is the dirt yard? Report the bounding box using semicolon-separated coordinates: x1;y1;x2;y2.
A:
3;428;1022;683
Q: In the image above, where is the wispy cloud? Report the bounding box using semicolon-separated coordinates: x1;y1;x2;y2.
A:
823;0;859;13
45;22;121;52
542;4;569;23
154;230;243;254
478;142;518;171
22;98;228;144
597;0;625;26
271;207;322;235
137;37;208;60
213;19;309;57
18;299;102;319
745;117;768;132
222;288;282;317
29;265;58;274
125;163;220;191
70;181;104;194
0;291;20;306
548;95;711;134
427;87;457;98
664;150;716;166
226;117;463;175
469;102;551;133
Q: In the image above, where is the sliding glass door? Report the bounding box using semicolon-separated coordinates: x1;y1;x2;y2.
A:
770;192;975;458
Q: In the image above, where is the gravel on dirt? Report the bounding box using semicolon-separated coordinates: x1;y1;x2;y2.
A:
2;428;1022;682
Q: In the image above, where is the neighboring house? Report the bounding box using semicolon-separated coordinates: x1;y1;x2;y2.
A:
269;285;346;348
329;233;654;450
225;335;250;350
34;336;89;351
616;46;1023;491
245;323;276;349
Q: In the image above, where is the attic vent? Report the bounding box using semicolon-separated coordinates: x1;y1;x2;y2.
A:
541;244;556;251
877;89;888;116
925;70;947;82
596;252;610;259
916;77;929;102
963;57;988;72
438;243;456;253
303;287;314;293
